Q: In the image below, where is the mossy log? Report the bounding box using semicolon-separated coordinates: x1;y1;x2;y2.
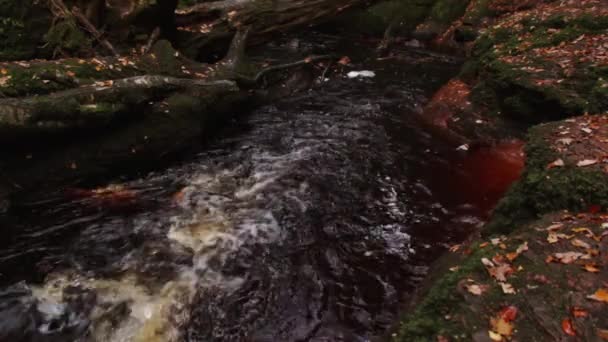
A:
174;0;375;59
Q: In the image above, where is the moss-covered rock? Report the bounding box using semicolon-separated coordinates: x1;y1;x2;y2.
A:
397;211;608;341
488;114;608;235
467;2;608;120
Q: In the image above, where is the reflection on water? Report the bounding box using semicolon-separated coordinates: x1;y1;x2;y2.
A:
0;35;518;341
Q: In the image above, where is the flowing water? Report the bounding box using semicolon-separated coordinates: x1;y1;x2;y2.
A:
0;35;519;341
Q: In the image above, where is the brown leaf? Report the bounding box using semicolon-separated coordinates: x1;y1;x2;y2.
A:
598;329;608;340
572;238;591;249
553;252;586;264
583;264;600;273
488;263;514;282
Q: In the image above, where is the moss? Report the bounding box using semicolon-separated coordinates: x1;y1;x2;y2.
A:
0;59;141;98
396;246;494;341
44;19;93;56
462;0;493;25
427;0;470;25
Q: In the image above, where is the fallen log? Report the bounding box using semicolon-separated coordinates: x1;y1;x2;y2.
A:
0;30;335;208
174;0;376;59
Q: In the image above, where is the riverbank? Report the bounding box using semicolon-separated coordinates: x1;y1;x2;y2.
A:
395;0;608;340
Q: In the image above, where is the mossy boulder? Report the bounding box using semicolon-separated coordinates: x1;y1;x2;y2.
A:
466;2;608;121
488;114;608;235
397;211;608;341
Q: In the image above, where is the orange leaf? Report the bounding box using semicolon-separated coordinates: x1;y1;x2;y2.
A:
598;329;608;340
584;264;600;273
588;288;608;302
562;318;576;336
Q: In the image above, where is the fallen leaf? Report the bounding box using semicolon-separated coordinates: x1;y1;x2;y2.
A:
506;242;528;261
66;71;76;77
488;330;503;341
482;258;494;267
598;329;608;340
577;159;598;167
500;282;516;294
491;313;514;338
548;158;565;168
488;263;514;282
572;238;591;249
0;75;11;87
466;284;488;296
553;252;585;264
588;288;608;303
338;56;351;65
0;68;7;75
499;306;518;322
584;264;601;273
557;138;574;145
547;223;564;231
562;318;576;336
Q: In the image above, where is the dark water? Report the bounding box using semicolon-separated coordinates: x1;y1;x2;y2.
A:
0;36;498;341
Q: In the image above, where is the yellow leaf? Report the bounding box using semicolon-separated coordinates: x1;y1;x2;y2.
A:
491;317;513;337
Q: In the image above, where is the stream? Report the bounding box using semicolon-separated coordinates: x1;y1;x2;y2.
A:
0;35;520;341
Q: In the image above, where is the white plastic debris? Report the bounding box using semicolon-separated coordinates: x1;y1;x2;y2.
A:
347;70;376;78
456;144;470;151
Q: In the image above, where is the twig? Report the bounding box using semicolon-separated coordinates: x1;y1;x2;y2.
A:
143;27;161;54
255;55;333;82
71;6;119;57
320;61;333;83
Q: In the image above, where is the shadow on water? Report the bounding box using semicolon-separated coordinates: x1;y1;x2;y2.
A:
0;34;523;341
